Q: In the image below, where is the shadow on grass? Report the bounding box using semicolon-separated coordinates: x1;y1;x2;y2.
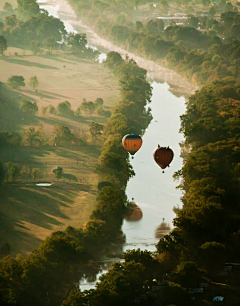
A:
62;173;78;181
0;86;40;131
54;145;101;160
0;212;42;257
42;55;77;64
0;181;90;256
1;57;59;70
39;90;72;99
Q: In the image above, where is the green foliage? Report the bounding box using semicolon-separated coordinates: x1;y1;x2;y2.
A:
24;125;45;147
57;101;73;116
7;75;25;89
198;241;226;274
28;76;39;90
53;166;63;179
20;100;38;115
48;104;56;114
89;121;103;142
95;97;104;106
31;168;41;180
53;125;74;146
6;161;20;181
41;106;48;116
30;40;41;55
17;0;39;20
43;37;57;54
0;132;22;147
0;35;7;55
175;261;202;288
0;162;5;186
160;282;189;305
97;181;114;190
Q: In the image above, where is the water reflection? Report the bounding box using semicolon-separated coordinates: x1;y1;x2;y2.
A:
123;82;186;253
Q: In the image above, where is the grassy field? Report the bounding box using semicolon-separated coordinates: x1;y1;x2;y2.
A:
0;48;120;257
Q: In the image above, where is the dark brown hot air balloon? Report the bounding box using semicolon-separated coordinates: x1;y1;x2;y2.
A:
153;145;174;173
122;134;142;159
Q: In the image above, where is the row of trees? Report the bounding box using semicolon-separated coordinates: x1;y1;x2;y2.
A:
0;5;100;60
0;161;41;183
43;97;109;117
0;124;82;148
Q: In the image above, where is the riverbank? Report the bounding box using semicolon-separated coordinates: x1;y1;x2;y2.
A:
43;0;197;96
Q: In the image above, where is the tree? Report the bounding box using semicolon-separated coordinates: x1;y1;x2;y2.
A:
57;101;73;116
53;125;74;146
0;35;7;55
24;125;45;147
32;168;41;180
6;162;20;181
175;261;202;288
17;0;39;20
28;76;39;90
53;166;63;179
0;162;5;185
104;51;124;69
80;101;89;116
30;41;41;55
41;106;48;116
20;100;38;115
66;33;87;55
89;122;103;142
75;106;81;117
43;37;57;54
7;75;25;89
21;165;31;180
3;2;13;14
198;241;226;274
48;105;56;114
95;98;104;107
87;101;95;115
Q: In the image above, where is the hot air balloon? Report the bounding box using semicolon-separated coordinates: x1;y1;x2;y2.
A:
122;134;142;159
153;145;174;173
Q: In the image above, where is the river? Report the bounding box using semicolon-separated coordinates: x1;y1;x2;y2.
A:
38;0;195;290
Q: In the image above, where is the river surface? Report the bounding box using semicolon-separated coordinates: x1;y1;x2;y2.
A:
39;0;194;290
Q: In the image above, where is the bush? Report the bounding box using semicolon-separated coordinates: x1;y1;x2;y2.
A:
20;100;38;115
98;181;114;190
48;105;56;114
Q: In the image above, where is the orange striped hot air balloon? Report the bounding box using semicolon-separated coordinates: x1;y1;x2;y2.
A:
122;134;142;159
153;145;174;173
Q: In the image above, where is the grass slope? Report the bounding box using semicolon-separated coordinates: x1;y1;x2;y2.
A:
0;49;120;256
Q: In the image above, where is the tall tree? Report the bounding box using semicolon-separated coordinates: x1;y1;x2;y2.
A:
0;36;7;55
6;162;21;181
89;122;103;142
28;76;39;90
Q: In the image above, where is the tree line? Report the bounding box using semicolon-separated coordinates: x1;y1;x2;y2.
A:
67;0;240;86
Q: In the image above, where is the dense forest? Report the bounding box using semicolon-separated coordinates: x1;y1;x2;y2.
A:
1;0;240;305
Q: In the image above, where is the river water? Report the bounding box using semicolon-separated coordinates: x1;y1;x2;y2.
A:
39;0;194;289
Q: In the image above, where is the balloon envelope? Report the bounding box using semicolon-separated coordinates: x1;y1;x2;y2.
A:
122;134;142;156
153;145;174;169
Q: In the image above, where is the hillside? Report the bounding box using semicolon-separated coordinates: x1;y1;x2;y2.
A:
0;48;120;256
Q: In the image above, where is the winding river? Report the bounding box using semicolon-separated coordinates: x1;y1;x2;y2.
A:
39;0;196;289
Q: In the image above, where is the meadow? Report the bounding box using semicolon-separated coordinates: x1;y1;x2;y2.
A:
0;48;120;256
